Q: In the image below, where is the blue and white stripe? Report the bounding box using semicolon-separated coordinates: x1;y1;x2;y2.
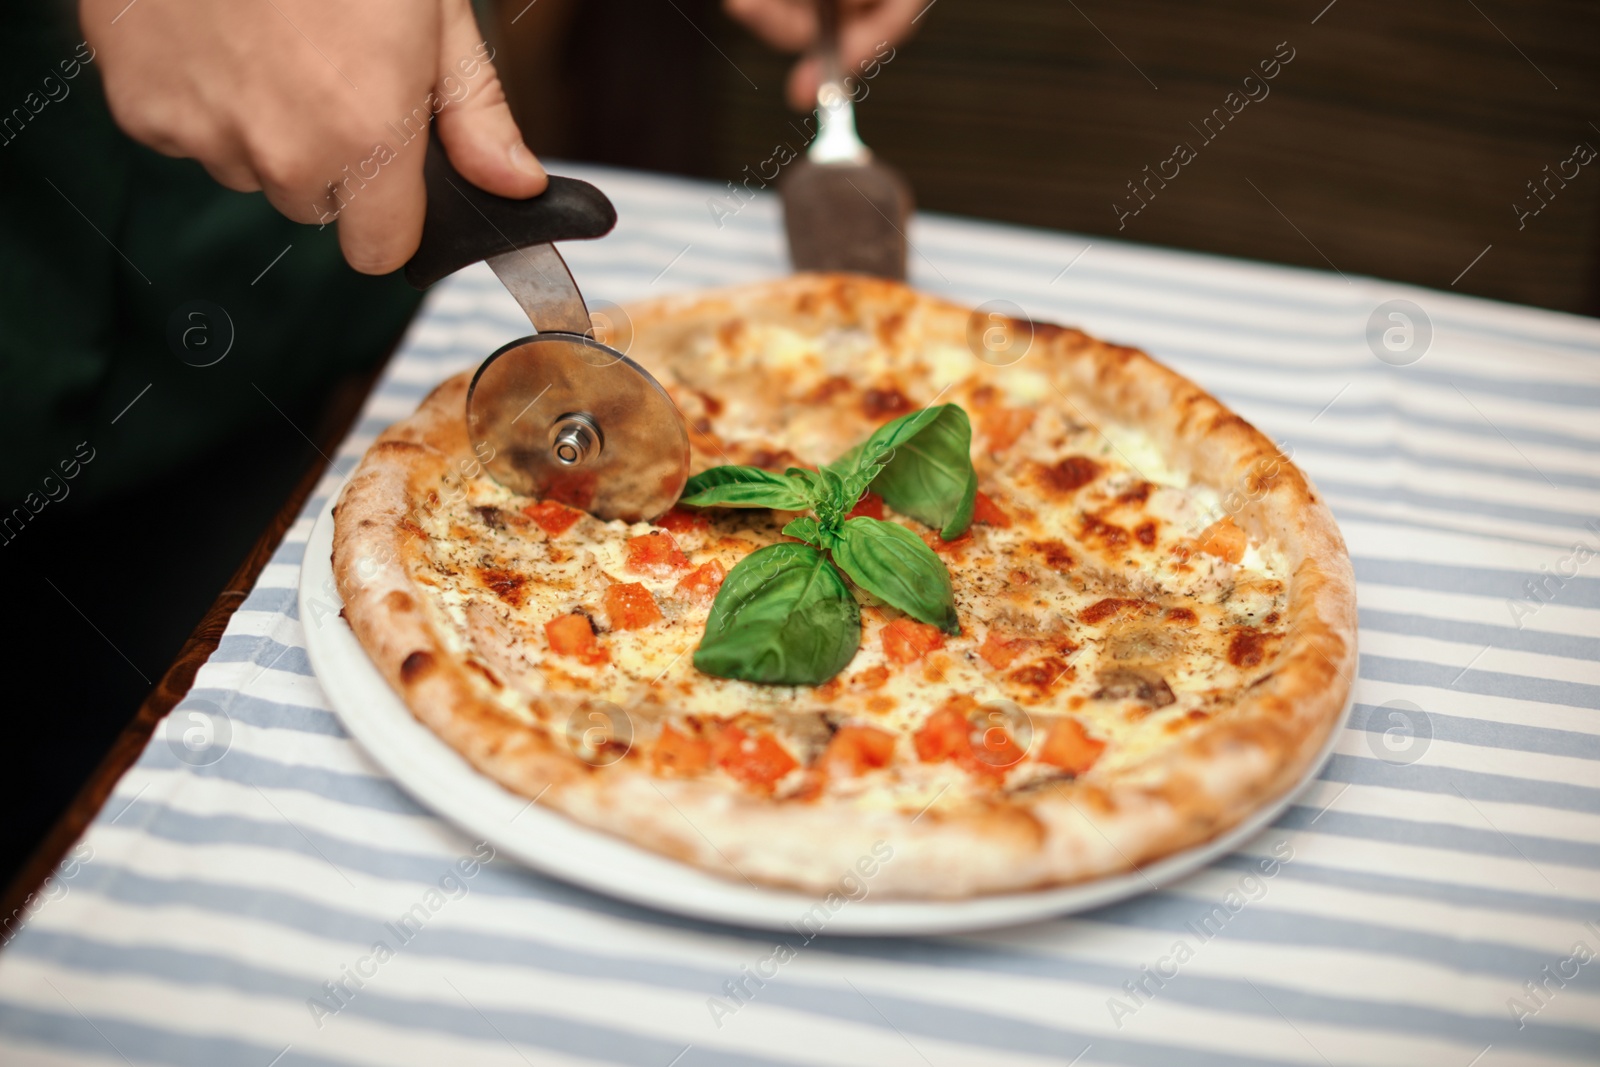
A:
2;162;1596;1066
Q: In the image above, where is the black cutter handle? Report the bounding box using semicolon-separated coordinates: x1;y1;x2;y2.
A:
404;137;617;289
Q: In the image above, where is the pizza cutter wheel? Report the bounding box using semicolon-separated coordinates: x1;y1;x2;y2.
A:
405;140;689;523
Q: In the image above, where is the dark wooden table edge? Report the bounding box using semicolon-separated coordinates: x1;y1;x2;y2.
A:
0;359;393;929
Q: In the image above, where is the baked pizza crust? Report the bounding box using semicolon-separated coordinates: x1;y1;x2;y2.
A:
333;274;1356;898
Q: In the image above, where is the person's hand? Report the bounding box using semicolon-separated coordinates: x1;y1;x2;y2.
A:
81;0;546;274
724;0;924;110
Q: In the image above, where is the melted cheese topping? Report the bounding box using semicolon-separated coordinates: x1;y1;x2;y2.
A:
403;312;1291;813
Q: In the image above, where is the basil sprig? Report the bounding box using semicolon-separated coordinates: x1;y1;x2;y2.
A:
686;405;976;685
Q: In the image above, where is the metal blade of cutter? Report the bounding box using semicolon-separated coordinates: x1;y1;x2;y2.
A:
405;140;689;523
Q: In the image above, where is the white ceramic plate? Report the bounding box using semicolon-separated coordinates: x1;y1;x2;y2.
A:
300;488;1351;935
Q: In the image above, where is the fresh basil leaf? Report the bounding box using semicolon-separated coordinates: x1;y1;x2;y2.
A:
679;466;811;510
693;543;861;685
782;515;833;549
865;406;978;540
824;406;943;503
831;517;960;634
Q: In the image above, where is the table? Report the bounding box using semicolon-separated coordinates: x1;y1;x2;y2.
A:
1;162;1596;1067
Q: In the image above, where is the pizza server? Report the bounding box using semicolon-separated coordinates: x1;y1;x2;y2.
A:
404;139;690;524
780;0;912;279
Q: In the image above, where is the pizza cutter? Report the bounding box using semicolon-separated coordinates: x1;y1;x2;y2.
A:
404;140;689;523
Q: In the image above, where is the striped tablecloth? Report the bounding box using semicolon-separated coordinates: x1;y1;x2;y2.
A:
3;163;1598;1067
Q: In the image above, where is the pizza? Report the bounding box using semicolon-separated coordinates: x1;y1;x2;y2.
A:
332;273;1355;899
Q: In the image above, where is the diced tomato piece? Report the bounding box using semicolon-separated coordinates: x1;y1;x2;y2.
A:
604;582;662;630
971;717;1024;771
882;618;946;666
915;701;1020;780
1197;517;1246;564
674;559;726;605
972;491;1011;528
626;531;690;572
712;723;798;789
914;707;972;764
979;407;1035;453
846;491;885;520
819;725;897;778
522;499;581;536
1038;717;1105;775
921;528;971;554
656;507;708;535
978;630;1034;670
653;723;710;777
545;613;607;665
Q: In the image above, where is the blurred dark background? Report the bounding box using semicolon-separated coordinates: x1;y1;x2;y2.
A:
498;0;1600;315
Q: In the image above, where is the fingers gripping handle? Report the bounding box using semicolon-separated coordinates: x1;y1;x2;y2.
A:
403;137;617;290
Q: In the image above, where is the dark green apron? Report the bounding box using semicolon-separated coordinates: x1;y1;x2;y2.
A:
0;3;423;506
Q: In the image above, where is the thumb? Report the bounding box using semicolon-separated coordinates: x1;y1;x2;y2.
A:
432;0;547;199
